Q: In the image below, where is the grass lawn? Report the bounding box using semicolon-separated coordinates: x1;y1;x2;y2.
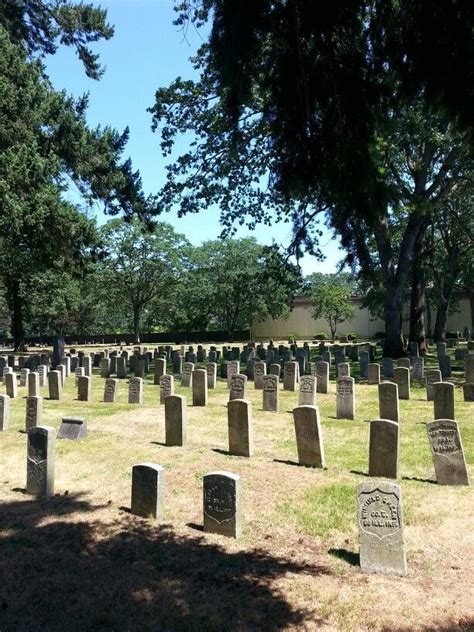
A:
1;344;473;631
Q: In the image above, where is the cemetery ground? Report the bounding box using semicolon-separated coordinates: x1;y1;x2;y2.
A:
1;347;473;631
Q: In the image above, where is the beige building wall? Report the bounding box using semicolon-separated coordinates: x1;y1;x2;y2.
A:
253;297;471;339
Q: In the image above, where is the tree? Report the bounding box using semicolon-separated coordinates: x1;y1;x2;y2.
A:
151;1;473;356
99;218;189;343
307;274;355;340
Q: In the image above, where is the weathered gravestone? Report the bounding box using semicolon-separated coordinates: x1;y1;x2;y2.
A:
298;375;316;406
181;362;194;388
38;365;48;387
433;382;455;420
192;369;208;406
359;352;369;379
228;399;253;457
5;372;17;399
393;367;410;400
378;382;399;423
315;361;329;394
425;369;442;401
336;376;355;419
25;396;43;431
82;356;92;377
103;378;118;403
283;361;298;391
100;358;110;378
254;361;266;390
128;377;143;404
52;336;65;369
439;355;452;378
164;394;187;446
159;375;174;404
411;356;424;382
56;364;66;388
269;363;281;378
131;463;165;519
58;417;87;440
172;354;183;375
75;366;84;385
0;394;10;431
437;342;447;357
465;356;474;383
48;371;61;400
229;374;247;401
206;362;217;389
116;356;127;379
246;359;255;380
357;481;407;576
20;368;30;387
462;383;474;402
203;471;241;538
397;358;410;370
61;356;71;377
262;374;279;412
293;405;325;468
409;341;419;357
368;363;381;385
368;419;399;479
382;357;394;379
78;375;91;402
28;372;40;398
337;362;350;378
227;360;240;388
27;426;56;498
154;358;166;385
426;419;469;486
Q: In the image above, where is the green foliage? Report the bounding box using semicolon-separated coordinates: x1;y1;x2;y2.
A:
313;333;328;341
307;274;355;340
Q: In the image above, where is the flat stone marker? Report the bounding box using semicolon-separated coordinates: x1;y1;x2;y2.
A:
181;362;194;388
27;426;56;498
426;419;469;486
103;378;118;403
25;396;43;431
298;375;316;406
228;399;253;457
382;357;394;379
227;360;240;387
206;362;217;389
0;394;10;431
293;405;325;468
159;374;174;404
357;481;407;576
58;417;87;440
315;361;329;394
77;375;91;402
360;351;369;379
229;373;248;401
378;382;399;423
283;361;298;391
336;376;355;419
262;374;279;412
164;394;187;446
393;367;410;400
433;382;455;420
27;372;40;398
131;463;165;519
425;369;442;401
254;361;266;389
192;369;208;406
154;358;166;385
368;419;399;478
5;372;17;399
439;355;451;378
368;363;381;385
203;471;241;538
128;377;144;404
463;383;474;402
337;362;350;378
20;368;30;387
48;370;61;400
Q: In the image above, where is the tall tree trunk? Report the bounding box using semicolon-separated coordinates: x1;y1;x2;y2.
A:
433;293;449;341
470;290;474;331
383;287;405;358
409;236;427;353
133;306;141;344
7;277;26;351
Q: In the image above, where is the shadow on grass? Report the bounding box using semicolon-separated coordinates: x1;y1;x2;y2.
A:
1;493;329;631
349;470;370;478
328;548;359;567
273;459;302;467
150;441;168;447
402;476;437;485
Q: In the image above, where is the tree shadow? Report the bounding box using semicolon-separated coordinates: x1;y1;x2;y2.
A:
328;548;359;567
1;493;329;631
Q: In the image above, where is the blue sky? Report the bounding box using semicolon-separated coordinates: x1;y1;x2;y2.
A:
45;0;343;275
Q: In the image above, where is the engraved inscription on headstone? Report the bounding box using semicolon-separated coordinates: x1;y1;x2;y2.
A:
206;362;217;389
181;362;194;388
27;426;55;498
103;378;118;403
159;374;174;404
58;417;87;440
283;361;298;391
203;471;241;538
254;361;267;389
336;377;355;419
262;374;279;412
128;377;144;404
298;375;316;406
426;419;469;486
229;374;247;401
25;396;43;431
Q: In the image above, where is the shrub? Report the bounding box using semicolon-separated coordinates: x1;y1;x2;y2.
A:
313;332;328;340
375;331;385;339
347;332;357;340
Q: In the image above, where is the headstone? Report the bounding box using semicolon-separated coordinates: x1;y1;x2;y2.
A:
20;367;30;387
117;356;127;379
103;378;118;403
336;377;355;419
229;373;248;401
426;419;469;486
357;481;407;576
227;360;240;387
4;372;17;399
359;351;369;379
172;354;183;375
203;471;241;538
397;358;410;369
439;355;452;378
82;356;92;377
25;395;43;431
0;394;10;431
283;361;298;391
58;416;87;440
337;362;350;378
378;382;399;423
26;422;56;501
409;341;419;357
27;372;40;397
433;382;455;420
293;405;325;468
382;357;394;379
52;336;65;369
393;367;410;400
298;375;316;406
56;364;66;387
205;362;217;389
131;463;165;519
75;366;85;385
368;363;381;385
350;345;359;361
465;356;474;383
369;419;399;478
436;342;447;357
159;374;174;404
154;358;166;385
61;356;71;377
253;361;266;390
315;361;329;394
164;395;187;446
228;399;253;457
128;377;144;404
269;363;281;378
100;358;110;378
411;356;424;382
77;375;91;402
192;369;208;406
109;355;116;374
181;362;194;388
425;369;442;401
38;365;48;387
262;374;279;412
462;383;474;402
